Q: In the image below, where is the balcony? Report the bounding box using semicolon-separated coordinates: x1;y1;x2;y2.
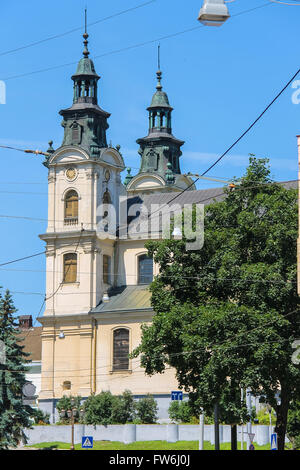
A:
64;217;78;226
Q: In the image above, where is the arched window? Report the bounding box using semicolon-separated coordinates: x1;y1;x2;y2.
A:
64;190;78;224
138;254;153;284
63;253;77;283
113;328;129;370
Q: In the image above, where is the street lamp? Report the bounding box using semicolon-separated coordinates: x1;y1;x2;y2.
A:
59;398;83;450
198;0;230;26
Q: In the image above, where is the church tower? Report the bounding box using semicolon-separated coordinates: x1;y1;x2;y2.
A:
39;25;125;403
125;62;194;193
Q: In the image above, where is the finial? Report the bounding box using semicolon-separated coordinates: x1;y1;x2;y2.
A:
83;8;89;58
156;44;162;91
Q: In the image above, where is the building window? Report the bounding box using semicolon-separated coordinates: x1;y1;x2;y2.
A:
103;255;111;285
63;380;71;390
138;254;153;284
64;190;78;225
63;253;77;283
113;328;129;371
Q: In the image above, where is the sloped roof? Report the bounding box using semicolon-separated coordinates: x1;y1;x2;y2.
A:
18;327;42;362
91;285;152;314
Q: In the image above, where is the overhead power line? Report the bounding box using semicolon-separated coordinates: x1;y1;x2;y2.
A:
1;2;273;82
0;1;157;58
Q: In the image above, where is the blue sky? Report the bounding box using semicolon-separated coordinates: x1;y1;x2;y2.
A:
0;0;300;322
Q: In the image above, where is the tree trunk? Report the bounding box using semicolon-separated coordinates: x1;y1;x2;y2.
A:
231;424;237;450
275;387;290;451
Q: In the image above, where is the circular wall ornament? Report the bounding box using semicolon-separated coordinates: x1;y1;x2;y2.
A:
66;167;77;181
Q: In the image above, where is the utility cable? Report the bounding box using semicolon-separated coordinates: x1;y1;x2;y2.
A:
0;1;157;58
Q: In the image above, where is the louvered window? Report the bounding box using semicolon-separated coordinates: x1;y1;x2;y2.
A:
65;190;78;224
63;253;77;283
138;254;153;284
113;328;129;370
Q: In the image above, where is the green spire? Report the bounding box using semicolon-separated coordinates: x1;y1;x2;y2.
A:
124;168;133;186
133;59;184;187
58;18;110;157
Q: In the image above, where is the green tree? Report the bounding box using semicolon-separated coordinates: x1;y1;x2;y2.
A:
0;290;33;449
168;400;193;423
135;394;158;424
131;158;300;450
111;390;136;424
83;391;117;426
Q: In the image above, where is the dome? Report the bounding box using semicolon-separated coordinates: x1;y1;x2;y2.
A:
72;57;99;79
149;90;171;109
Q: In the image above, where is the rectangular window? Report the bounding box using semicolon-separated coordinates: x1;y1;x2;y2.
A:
63;253;77;283
113;329;129;370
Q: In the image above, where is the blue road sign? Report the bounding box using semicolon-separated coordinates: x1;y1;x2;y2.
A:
82;436;93;449
271;433;277;450
249;444;255;450
171;391;183;401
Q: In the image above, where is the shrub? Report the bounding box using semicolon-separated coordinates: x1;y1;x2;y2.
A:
135;394;158;424
111;390;136;424
56;395;82;424
32;409;50;425
256;407;276;425
168;401;193;423
83;391;118;426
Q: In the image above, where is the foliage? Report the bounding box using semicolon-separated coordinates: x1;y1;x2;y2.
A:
256;407;276;425
135;394;158;424
0;290;34;449
287;400;300;450
131;158;300;450
56;395;82;424
168;401;193;423
111;390;136;424
31;408;50;425
83;391;137;426
83;392;116;426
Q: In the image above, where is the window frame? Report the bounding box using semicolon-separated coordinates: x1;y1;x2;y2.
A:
112;327;130;372
63;253;78;284
137;253;153;285
64;189;79;224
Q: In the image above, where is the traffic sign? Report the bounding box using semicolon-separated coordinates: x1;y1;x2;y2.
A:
247;432;255;443
271;433;277;450
82;436;93;449
249;444;255;450
171;391;183;401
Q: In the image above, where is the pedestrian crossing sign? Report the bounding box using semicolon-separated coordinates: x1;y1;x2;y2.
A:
271;433;277;450
82;436;93;449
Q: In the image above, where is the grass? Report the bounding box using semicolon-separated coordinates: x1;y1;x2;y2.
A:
27;440;275;451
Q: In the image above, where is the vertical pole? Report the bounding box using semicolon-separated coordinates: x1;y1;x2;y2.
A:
297;135;300;295
231;425;237;450
199;410;204;450
246;388;252;450
241;388;244;451
71;411;75;450
214;403;220;450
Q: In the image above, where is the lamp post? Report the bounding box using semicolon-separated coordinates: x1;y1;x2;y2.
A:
59;399;84;451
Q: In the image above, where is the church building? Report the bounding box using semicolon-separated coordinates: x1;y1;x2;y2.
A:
38;30;221;422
